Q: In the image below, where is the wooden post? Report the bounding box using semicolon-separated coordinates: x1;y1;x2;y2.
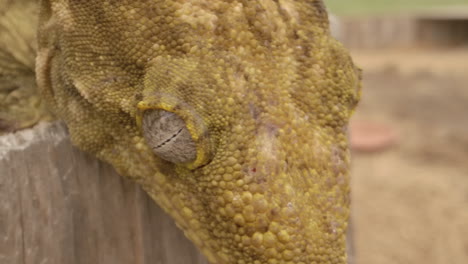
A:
1;122;355;264
0;122;208;264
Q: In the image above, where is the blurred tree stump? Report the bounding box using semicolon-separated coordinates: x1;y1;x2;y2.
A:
0;122;208;264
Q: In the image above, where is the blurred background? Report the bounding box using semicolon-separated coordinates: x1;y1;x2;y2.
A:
324;0;468;263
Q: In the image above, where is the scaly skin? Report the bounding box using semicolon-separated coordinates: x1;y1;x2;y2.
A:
36;1;361;263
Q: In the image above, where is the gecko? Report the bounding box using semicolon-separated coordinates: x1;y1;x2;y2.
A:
13;0;362;263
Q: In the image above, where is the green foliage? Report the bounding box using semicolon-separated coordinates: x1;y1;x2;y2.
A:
324;0;468;15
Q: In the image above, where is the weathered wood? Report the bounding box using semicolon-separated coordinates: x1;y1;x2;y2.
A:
337;9;468;50
338;16;417;49
0;122;208;264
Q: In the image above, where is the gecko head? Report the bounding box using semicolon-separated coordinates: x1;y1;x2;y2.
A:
37;1;360;263
135;39;359;262
131;1;360;262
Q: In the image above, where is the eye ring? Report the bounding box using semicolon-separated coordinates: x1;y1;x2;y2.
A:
136;96;213;169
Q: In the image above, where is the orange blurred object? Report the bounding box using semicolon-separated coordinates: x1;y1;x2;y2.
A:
350;121;397;152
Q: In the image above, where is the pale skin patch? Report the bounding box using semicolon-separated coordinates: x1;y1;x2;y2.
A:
254;0;291;41
72;79;93;101
35;49;53;99
174;1;219;31
51;1;75;31
256;128;279;174
278;0;300;24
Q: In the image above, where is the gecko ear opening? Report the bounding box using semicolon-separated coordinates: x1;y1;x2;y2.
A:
142;110;197;164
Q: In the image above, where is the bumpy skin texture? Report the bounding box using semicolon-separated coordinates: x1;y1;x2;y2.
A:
36;1;361;263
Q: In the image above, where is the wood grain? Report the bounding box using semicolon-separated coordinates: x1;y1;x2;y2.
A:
0;122;208;264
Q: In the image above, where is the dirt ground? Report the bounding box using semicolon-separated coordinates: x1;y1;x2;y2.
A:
350;49;468;264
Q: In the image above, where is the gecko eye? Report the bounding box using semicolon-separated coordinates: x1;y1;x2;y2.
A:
142;110;197;163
